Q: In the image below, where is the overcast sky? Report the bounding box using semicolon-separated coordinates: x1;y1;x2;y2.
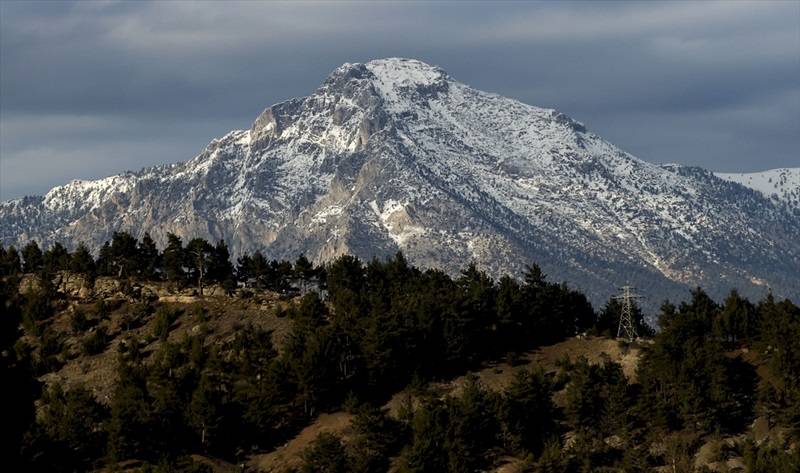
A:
1;0;798;200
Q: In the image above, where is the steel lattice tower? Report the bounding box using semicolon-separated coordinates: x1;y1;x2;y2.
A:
613;285;642;341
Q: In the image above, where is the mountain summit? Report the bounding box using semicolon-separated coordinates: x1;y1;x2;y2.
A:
2;58;798;304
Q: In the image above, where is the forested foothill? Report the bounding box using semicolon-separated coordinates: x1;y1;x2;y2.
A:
1;232;798;472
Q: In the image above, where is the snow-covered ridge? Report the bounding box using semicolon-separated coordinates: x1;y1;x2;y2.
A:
43;174;137;213
715;168;800;210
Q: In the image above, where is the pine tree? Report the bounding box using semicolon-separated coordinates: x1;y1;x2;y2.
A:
302;432;348;473
496;275;524;350
208;240;234;287
69;243;96;276
501;368;556;455
95;242;114;276
564;358;628;436
446;376;498;473
0;282;37;466
38;383;107;468
347;404;402;473
108;231;139;278
43;242;71;273
22;241;43;273
715;289;756;344
187;373;221;452
0;244;22;275
523;263;546;288
637;288;755;432
162;233;186;284
235;253;252;282
107;354;152;461
137;233;161;280
247;251;269;288
294;254;315;281
401;401;449;473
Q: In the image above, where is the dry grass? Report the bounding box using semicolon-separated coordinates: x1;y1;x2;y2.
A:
247;412;354;473
385;335;645;417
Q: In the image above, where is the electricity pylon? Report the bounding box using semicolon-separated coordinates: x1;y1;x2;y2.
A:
613;285;643;341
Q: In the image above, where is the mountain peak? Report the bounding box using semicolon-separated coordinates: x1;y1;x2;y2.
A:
2;60;798;308
322;58;450;104
330;58;447;83
365;57;448;84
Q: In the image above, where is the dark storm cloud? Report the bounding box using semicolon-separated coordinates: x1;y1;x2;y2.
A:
1;0;798;199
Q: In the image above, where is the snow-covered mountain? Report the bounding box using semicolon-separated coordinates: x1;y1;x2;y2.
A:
715;168;800;211
2;58;798;306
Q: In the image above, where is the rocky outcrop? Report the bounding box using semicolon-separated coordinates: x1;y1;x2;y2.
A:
54;271;93;298
18;271;93;298
16;271;251;303
203;284;228;297
93;277;124;299
18;273;43;295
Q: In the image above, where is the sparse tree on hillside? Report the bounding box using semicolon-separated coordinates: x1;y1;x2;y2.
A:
186;238;214;295
302;432;349;473
108;231;138;278
347;404;403;473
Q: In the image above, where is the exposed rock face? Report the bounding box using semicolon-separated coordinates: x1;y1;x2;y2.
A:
18;271;93;298
93;277;124;299
18;274;43;295
2;58;799;306
16;271;231;303
54;272;93;299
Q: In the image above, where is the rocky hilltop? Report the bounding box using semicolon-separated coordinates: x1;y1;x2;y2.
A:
2;58;798;305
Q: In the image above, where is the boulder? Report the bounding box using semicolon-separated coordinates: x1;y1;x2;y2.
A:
204;284;228;297
18;273;42;294
138;285;159;302
141;282;171;297
752;416;770;445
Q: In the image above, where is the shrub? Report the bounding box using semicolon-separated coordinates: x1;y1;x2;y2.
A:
70;309;94;333
82;327;108;356
153;307;180;341
302;432;348;473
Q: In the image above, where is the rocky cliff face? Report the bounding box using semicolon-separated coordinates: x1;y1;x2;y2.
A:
2;58;798;306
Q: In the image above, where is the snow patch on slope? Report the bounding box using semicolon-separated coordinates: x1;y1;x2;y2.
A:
370;199;427;246
715;168;800;209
